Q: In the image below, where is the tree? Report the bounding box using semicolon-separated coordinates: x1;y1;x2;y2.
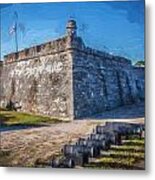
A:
135;60;145;67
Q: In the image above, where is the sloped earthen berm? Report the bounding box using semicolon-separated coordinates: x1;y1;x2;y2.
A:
0;20;144;120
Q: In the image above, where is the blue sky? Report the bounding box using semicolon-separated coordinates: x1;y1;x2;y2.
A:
0;1;145;63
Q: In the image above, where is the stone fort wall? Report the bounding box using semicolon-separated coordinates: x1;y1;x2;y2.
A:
0;36;74;119
0;20;144;120
72;38;144;119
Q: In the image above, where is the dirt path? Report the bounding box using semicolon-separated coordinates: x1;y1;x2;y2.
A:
0;121;101;166
0;102;145;167
0;118;144;167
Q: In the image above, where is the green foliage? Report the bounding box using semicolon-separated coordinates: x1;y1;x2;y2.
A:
135;60;145;67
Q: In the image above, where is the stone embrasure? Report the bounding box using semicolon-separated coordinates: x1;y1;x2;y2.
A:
0;20;144;120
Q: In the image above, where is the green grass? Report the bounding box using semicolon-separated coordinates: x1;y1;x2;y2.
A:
0;110;65;126
106;150;144;159
123;139;145;146
110;145;144;153
85;138;145;170
85;157;137;169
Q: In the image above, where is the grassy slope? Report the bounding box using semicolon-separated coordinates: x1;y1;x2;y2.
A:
85;138;145;170
0;110;64;126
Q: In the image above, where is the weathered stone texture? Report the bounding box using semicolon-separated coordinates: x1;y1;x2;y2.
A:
0;61;3;104
0;21;144;120
72;38;143;119
0;37;74;119
133;67;145;100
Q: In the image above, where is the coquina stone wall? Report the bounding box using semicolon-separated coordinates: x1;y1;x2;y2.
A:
0;36;74;119
0;20;144;120
133;67;145;100
0;61;3;104
72;37;144;119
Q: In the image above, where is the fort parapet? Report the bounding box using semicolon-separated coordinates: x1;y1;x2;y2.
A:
4;35;131;68
4;36;69;63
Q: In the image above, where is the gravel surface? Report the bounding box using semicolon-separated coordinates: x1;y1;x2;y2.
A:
0;102;145;167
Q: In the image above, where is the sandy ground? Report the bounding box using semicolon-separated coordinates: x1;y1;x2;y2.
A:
0;102;145;167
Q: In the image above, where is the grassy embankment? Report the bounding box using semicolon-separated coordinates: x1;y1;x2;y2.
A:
0;108;66;127
85;138;145;170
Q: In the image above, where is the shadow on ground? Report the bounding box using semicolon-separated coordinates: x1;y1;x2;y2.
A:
79;102;145;120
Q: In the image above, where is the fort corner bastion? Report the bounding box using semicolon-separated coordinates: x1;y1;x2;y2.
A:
0;20;144;120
